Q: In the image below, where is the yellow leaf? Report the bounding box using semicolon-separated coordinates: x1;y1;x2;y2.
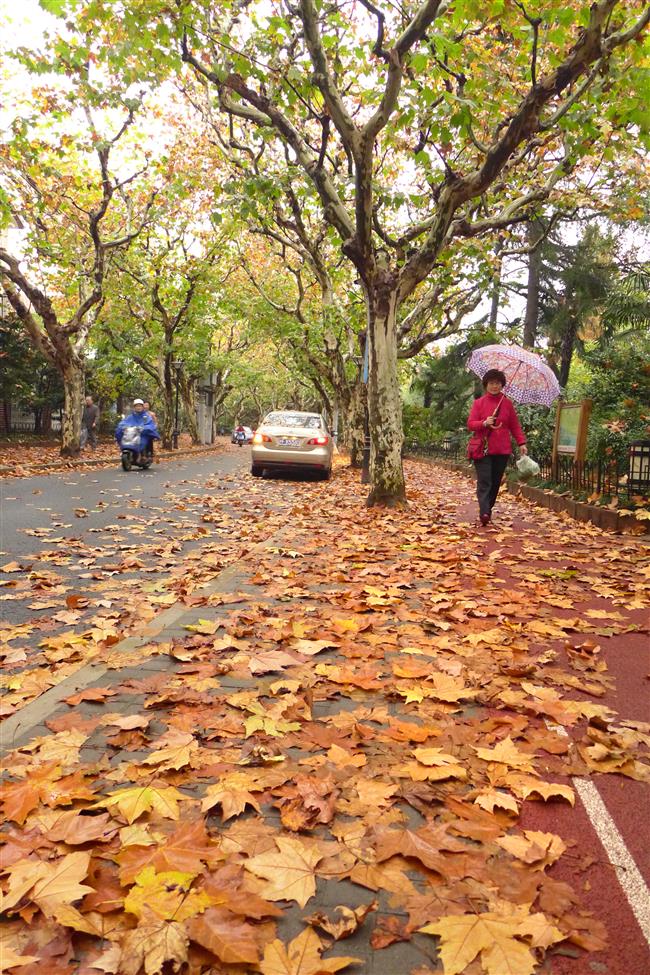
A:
496;830;566;867
517;782;575;805
420;910;541;975
292;638;338;655
201;772;263;820
474;790;518;815
426;673;478;702
92;785;184;824
184;618;221;634
124;866;210;921
327;744;366;768
142;731;198;771
244;836;322;908
474;737;536;771
413;747;463;768
260;927;361;975
25;729;88;766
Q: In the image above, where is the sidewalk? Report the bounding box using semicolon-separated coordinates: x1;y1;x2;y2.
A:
0;436;227;477
1;459;648;975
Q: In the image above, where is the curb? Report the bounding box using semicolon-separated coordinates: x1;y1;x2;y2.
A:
0;443;225;477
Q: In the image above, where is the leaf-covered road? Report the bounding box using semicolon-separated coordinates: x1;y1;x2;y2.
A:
1;454;648;975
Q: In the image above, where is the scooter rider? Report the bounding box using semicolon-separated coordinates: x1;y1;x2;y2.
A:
115;399;160;458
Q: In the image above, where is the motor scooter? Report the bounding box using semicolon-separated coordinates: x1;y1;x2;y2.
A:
235;430;247;447
120;425;153;471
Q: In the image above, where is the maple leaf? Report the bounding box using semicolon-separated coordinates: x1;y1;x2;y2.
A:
292;638;339;655
119;908;188;975
244;835;323;907
420;909;549;975
245;710;302;738
42;810;117;845
496;830;566;868
474;790;519;815
402;747;468;782
117;820;221;884
260;927;361;975
2;763;63;824
473;736;536;771
201;772;263;820
1;851;92;917
25;729;88;766
514;780;575;805
425;672;478;702
326;743;366;768
375;824;468;880
64;687;116;705
142;730;198;771
92;785;184;824
187;906;261;965
124;865;210;921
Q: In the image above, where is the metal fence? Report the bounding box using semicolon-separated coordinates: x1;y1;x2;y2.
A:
534;454;628;498
405;439;632;499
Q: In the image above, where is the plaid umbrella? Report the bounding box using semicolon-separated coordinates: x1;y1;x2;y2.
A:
467;344;561;407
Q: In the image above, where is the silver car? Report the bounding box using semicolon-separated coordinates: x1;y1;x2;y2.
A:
251;411;333;480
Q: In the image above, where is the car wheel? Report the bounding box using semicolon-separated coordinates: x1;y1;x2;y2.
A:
319;468;332;481
251;464;263;477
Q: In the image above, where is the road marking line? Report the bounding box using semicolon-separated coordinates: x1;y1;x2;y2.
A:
549;722;650;948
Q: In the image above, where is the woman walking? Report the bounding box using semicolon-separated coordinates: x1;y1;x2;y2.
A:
467;369;528;526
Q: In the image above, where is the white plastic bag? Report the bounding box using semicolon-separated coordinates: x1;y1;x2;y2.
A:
516;454;540;479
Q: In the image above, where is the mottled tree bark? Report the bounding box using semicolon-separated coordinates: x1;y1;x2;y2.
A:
365;281;406;506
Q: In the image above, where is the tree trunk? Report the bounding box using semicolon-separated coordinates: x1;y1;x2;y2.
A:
523;220;543;348
489;238;503;331
365;284;406;507
558;315;579;388
181;376;200;445
160;401;174;450
60;364;84;456
346;381;365;469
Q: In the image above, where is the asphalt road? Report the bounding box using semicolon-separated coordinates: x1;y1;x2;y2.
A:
0;445;250;628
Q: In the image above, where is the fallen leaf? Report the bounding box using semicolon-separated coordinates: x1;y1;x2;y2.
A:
260;927;361;975
244;835;323;907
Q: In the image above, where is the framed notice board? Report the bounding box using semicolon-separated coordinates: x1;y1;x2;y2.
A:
553;399;592;465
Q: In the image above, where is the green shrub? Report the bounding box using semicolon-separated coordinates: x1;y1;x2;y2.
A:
402;404;443;444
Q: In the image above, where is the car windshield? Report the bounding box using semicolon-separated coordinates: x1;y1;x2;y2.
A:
265;413;322;429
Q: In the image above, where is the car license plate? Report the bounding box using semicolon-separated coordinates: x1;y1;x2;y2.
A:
278;438;300;447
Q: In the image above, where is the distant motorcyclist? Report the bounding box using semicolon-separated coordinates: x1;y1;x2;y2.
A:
116;399;160;458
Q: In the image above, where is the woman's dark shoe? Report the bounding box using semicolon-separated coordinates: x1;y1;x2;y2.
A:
480;513;491;526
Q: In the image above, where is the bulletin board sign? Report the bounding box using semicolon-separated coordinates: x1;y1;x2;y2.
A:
552;399;592;464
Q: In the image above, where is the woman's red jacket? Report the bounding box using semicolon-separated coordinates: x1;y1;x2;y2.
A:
467;393;527;455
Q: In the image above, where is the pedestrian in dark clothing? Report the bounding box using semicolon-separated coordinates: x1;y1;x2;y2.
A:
82;396;100;450
467;369;527;526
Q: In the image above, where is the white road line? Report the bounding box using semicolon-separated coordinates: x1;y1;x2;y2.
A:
548;722;650;949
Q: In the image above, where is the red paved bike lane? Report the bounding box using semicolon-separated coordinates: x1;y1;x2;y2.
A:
453;484;650;975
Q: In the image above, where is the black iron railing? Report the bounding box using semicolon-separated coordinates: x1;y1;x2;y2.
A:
534;454;628;498
405;440;635;500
